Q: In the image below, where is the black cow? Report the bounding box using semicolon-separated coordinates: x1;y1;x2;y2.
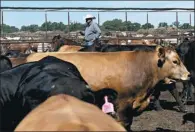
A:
79;44;187;112
176;40;195;103
79;44;157;52
5;50;29;58
5;50;21;58
0;56;96;131
0;55;12;73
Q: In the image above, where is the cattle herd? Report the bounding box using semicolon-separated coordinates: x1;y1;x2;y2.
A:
0;35;194;131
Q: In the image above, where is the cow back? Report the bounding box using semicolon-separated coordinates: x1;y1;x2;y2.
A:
15;94;126;131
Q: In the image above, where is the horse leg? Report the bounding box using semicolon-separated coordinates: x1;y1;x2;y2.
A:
183;80;194;102
168;83;187;113
152;89;163;111
190;71;195;101
187;82;194;101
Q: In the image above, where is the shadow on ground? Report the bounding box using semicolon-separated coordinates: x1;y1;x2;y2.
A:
137;127;181;132
145;100;179;112
182;113;195;124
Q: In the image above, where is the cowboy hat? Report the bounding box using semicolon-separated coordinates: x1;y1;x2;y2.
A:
84;14;96;20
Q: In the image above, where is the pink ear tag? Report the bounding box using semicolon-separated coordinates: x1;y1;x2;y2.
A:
102;96;115;114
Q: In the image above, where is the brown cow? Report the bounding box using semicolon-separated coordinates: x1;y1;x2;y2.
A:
9;57;27;67
143;39;157;45
7;43;36;53
130;40;145;45
15;94;126;131
26;47;190;131
58;45;83;52
129;39;157;45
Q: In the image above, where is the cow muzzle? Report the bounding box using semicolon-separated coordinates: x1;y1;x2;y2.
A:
181;72;191;81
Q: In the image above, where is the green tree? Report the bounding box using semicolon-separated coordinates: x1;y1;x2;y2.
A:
20;24;39;32
124;21;132;31
158;22;168;28
10;26;19;32
40;21;53;31
180;23;192;29
69;22;83;32
1;24;19;33
132;22;141;31
141;23;154;29
21;25;28;31
40;21;66;31
124;21;141;31
51;22;58;30
172;21;180;28
58;22;66;30
102;19;124;31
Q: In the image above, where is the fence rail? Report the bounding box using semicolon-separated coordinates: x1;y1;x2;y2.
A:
1;6;194;37
1;36;194;44
1;7;194;11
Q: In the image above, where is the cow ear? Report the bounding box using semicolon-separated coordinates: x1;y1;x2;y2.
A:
157;47;166;66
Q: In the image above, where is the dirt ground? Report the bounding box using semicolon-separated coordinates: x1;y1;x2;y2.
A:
131;82;195;132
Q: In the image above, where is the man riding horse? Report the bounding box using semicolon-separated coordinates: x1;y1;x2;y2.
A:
79;14;102;51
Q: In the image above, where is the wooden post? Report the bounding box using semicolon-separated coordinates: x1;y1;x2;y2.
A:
68;11;70;37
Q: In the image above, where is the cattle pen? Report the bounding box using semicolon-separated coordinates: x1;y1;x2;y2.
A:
1;6;194;46
0;4;195;132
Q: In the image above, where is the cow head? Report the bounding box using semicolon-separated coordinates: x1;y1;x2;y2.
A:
175;40;193;62
156;46;190;83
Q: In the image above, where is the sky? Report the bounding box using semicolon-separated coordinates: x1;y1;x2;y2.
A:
1;1;194;28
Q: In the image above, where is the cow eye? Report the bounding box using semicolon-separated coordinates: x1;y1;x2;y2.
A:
173;60;178;65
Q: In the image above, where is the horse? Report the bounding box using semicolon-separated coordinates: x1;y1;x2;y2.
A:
52;35;81;51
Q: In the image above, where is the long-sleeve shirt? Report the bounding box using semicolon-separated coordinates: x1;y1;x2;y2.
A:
81;21;101;42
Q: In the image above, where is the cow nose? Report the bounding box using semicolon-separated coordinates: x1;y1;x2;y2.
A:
188;74;191;78
186;73;191;80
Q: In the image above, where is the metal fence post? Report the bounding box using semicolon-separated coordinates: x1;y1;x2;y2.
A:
189;13;191;26
45;12;48;40
1;11;4;35
98;12;100;26
146;12;149;34
125;11;127;31
176;11;179;44
68;11;70;37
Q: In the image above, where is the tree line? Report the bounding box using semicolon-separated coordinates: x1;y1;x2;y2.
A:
1;19;193;33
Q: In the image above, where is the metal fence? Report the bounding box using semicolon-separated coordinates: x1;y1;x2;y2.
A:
0;7;194;45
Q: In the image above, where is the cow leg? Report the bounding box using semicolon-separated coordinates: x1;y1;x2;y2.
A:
152;89;163;111
117;102;133;132
168;84;187;113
